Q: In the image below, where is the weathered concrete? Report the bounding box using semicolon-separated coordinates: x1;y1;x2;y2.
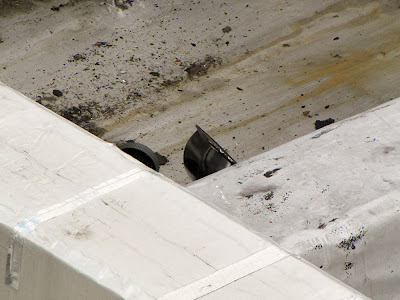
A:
0;82;367;299
1;0;400;184
188;98;400;299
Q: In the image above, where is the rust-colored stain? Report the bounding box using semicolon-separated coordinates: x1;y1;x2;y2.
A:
115;1;400;161
289;45;400;101
207;4;400;137
158;2;400;156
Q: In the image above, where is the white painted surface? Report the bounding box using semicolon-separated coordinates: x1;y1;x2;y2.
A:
0;82;367;298
188;98;400;299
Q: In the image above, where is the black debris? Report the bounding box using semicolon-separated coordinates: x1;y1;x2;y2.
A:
264;168;281;178
282;43;291;47
344;262;353;270
333;37;340;40
93;41;113;47
264;191;274;200
51;4;64;11
325;105;330;109
115;0;134;10
315;118;335;130
149;71;160;77
52;89;63;97
337;230;366;251
237;87;243;91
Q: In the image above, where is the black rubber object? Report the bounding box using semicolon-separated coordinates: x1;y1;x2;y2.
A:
118;141;160;171
184;125;236;180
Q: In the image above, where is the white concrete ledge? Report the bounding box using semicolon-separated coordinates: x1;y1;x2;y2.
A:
0;82;367;298
188;97;400;299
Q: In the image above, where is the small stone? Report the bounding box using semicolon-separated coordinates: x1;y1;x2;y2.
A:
53;89;63;97
315;118;335;130
149;72;160;77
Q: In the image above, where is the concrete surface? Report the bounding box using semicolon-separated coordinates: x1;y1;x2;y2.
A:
1;0;400;185
0;82;368;299
188;98;400;299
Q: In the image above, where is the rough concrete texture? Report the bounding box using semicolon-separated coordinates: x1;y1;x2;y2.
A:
1;0;400;184
187;99;400;299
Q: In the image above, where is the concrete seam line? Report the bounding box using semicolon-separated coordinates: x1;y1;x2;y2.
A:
14;168;148;236
159;246;289;300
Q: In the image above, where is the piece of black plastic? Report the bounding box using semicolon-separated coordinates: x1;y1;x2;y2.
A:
315;118;335;130
184;125;236;180
118;141;160;171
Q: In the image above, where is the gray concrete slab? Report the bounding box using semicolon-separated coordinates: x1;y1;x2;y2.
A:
1;0;400;184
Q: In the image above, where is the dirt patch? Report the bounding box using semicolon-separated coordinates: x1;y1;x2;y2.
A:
265;203;277;212
0;0;36;16
222;26;232;33
57;102;107;137
184;56;222;79
264;191;274;200
126;90;143;103
337;229;366;250
302;110;312;117
114;0;134;10
68;53;87;62
161;77;184;88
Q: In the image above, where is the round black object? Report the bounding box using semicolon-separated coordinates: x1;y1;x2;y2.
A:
118;141;160;171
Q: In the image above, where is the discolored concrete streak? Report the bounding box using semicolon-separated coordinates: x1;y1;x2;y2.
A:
1;0;400;184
